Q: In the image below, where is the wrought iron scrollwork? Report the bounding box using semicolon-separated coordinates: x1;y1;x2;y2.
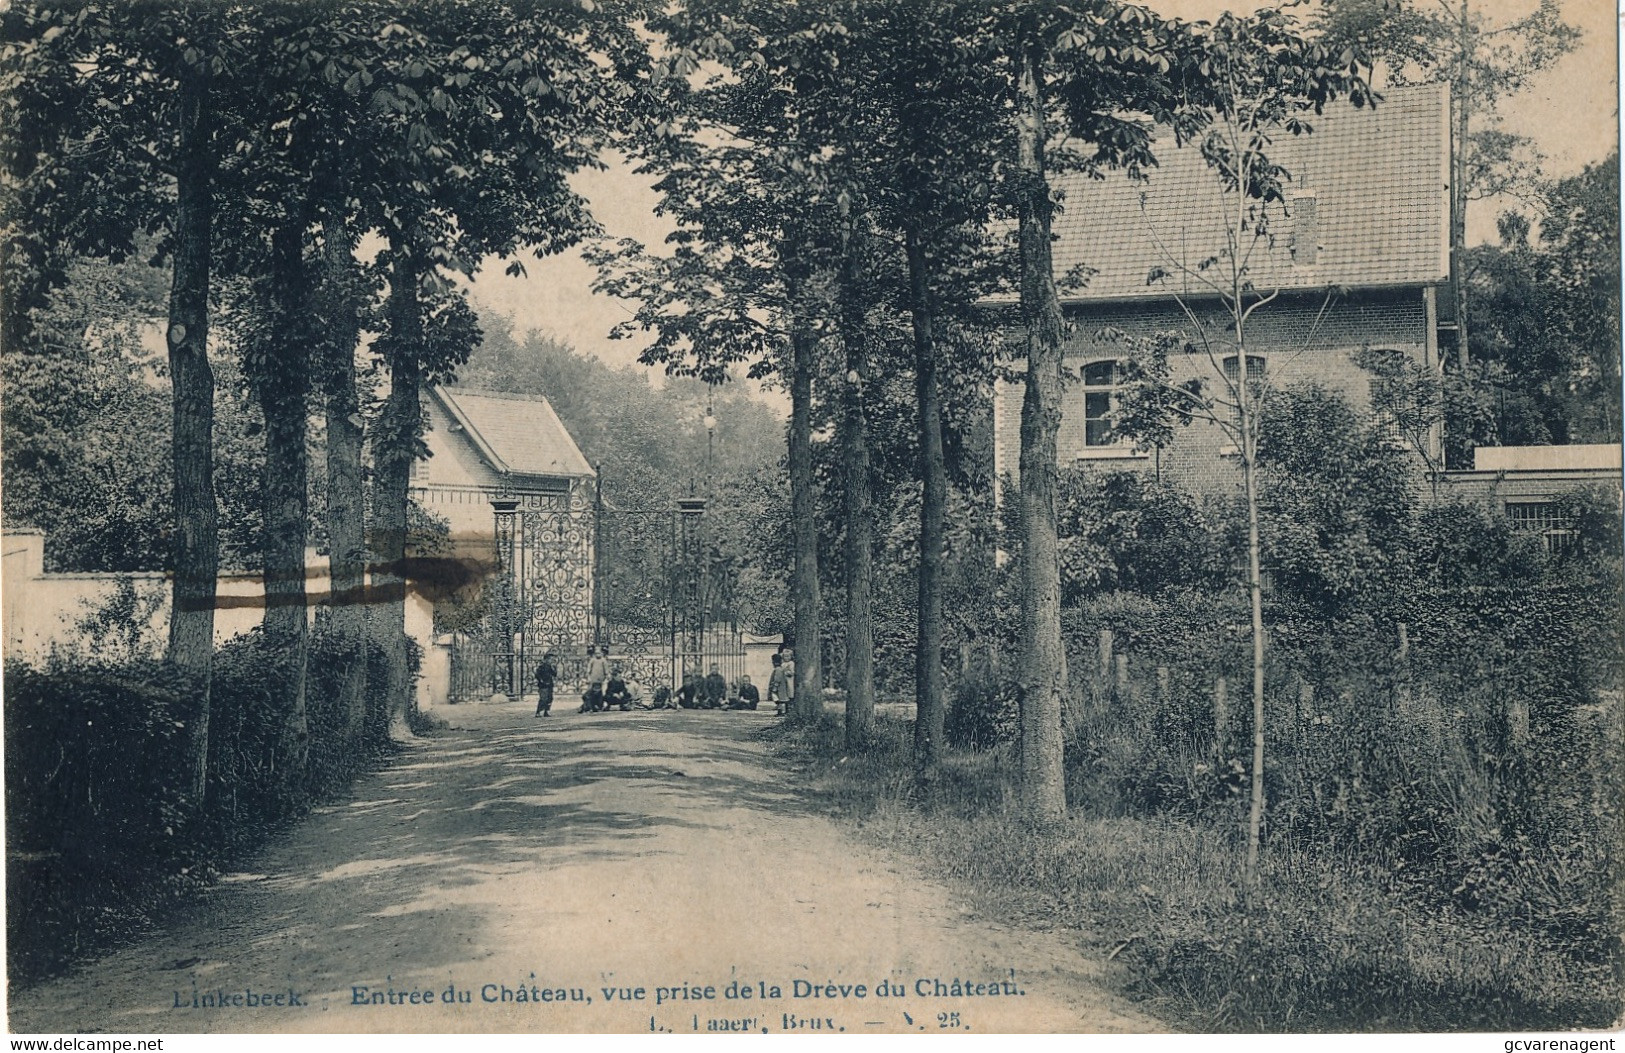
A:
449;486;746;701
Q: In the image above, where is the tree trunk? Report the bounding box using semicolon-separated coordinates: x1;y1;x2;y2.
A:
259;222;312;787
371;246;422;744
788;309;823;725
1451;0;1472;371
1014;33;1068;824
1242;449;1267;884
838;195;875;749
166;67;218;812
1239;367;1268;886
318;212;368;746
906;225;945;780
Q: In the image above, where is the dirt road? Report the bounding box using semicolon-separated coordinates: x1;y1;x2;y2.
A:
7;702;1163;1034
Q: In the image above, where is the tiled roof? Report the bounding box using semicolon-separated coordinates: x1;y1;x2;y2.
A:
432;386;595;479
1050;82;1449;302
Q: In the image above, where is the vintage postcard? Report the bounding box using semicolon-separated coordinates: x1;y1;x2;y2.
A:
1;0;1619;1040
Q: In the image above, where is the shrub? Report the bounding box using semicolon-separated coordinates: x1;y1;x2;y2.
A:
1056;468;1228;601
945;659;1016;750
5;659;203;982
7;627;401;986
205;628;307;852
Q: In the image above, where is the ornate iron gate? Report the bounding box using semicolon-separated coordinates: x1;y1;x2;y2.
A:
452;483;744;701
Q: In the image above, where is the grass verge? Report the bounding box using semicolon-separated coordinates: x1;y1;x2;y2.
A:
765;712;1622;1033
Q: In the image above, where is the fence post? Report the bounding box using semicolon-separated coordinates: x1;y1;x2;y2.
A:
1156;665;1170;706
1214;676;1229;757
1114;654;1130;703
1507;698;1530;752
1097;629;1113;678
1396;621;1412;708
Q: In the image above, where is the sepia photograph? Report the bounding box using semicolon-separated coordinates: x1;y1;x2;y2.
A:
0;0;1619;1038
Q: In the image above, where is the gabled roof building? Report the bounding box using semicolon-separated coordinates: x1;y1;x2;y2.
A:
992;82;1451;494
413;386;595;544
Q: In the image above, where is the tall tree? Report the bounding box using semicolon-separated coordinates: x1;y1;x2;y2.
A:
592;168;834;724
306;0;659;739
1000;0;1203;822
0;3;265;810
592;5;878;728
317;215;372;745
1314;0;1579;369
1009;9;1069;823
858;0;1008;779
997;0;1369;825
834;189;878;745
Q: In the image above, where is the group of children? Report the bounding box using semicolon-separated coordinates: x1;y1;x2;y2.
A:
530;647;796;717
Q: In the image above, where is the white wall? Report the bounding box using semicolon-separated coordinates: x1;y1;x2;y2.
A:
2;532;447;707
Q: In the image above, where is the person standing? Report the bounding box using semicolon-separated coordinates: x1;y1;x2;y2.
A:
535;651;557;717
768;652;790;717
585;645;610;701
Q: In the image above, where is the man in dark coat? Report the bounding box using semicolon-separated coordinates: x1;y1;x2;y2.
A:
534;652;557;717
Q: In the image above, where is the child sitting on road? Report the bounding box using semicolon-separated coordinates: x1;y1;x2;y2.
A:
726;675;761;711
604;666;634;711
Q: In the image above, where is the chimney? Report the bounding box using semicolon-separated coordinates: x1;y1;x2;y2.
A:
1291;190;1319;267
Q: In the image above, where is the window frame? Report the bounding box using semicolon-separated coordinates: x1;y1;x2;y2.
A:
1221;353;1270;399
1074;357;1144;460
1505;499;1580;556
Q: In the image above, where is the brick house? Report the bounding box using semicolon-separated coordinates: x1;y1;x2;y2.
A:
413;385;595;551
992;82;1451;495
1440;444;1623;553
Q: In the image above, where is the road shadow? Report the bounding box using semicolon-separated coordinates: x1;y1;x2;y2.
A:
8;709;812;1033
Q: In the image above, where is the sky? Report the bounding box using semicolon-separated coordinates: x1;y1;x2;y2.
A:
465;0;1620;389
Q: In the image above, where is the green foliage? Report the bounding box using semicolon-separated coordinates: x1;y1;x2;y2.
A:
1414;498;1547;589
1;255;170;570
4;659;203;983
1312;0;1580;207
1056;468;1229;602
70;577;166;663
0;252;270;573
777;713;1619;1030
1459;154;1623;461
205;629;305;849
457;314;783;510
1256;384;1417;621
1355;343;1443;478
4;621;408;986
945;657;1017;752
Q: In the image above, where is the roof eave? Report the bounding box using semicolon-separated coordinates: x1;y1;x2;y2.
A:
432;385;512;475
977;275;1447;312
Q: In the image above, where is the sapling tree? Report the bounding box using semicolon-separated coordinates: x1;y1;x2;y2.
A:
1356;344;1445;494
1112;9;1369;884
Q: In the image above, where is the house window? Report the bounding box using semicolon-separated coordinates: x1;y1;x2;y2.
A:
1362;347;1408;420
1506;500;1578;555
1222;354;1268;397
1082;359;1121;448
